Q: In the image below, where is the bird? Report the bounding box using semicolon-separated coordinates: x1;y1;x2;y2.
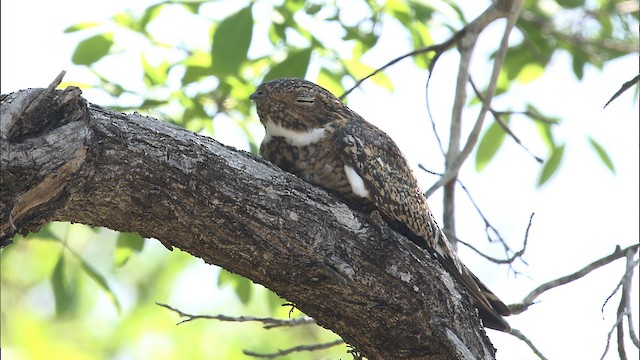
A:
250;77;511;332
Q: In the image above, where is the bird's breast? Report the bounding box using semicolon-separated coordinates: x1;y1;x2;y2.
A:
260;129;372;208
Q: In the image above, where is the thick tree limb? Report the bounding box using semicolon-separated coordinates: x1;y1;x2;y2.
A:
0;84;499;359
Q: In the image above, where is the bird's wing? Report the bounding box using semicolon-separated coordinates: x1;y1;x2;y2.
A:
332;118;511;332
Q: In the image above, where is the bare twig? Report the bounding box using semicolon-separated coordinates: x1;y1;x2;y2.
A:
600;250;640;358
510;244;640;314
426;0;525;199
601;309;627;360
509;328;549;360
451;213;533;268
243;339;345;359
418;164;531;267
339;30;466;100
156;303;316;329
468;77;543;164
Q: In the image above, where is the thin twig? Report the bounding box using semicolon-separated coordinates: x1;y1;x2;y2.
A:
339;29;466;100
509;244;640;314
426;0;525;199
468;77;543;163
243;339;345;359
418;163;530;267
509;328;549;360
601;308;628;360
451;213;533;268
156;303;316;329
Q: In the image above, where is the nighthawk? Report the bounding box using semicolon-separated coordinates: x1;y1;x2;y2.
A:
250;77;511;332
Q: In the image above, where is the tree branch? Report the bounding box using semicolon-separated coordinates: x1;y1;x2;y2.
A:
510;244;639;314
1;82;500;359
243;339;345;359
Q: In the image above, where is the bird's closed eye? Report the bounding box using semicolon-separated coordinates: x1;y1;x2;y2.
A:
296;94;315;105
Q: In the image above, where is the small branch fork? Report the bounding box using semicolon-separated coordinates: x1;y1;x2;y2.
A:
156;303;346;358
509;243;640;315
156;302;316;329
243;339;346;359
418;164;530;269
600;247;640;360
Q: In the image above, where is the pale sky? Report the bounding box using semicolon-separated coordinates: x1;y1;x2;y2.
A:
2;1;638;359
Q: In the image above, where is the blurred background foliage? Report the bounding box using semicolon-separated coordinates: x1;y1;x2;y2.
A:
1;0;638;359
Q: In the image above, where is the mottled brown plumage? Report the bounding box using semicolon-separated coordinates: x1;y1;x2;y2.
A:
250;77;511;332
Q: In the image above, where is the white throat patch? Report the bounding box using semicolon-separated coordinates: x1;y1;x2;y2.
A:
263;119;327;147
344;165;370;198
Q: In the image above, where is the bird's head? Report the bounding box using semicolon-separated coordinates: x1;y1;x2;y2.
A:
250;78;347;132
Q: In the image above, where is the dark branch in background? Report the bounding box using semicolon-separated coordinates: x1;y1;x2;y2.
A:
510;244;640;314
156;303;316;329
603;74;640;108
418;164;530;268
468;77;543;164
243;339;345;359
509;329;549;360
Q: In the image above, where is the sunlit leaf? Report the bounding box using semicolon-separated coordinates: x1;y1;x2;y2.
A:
475;119;508;172
343;59;393;91
317;68;345;97
181;50;212;85
263;48;312;82
409;22;433;69
517;63;544;83
588;137;615;173
71;33;114;65
211;5;253;76
537;144;565;186
64;22;102;33
141;55;169;86
138;4;164;32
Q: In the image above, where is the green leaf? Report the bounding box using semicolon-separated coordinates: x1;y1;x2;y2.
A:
71;33;114;65
141;54;169;86
263;48;312;82
181;50;212;85
138;4;164;32
343;59;394;91
64;22;102;33
556;0;585;9
408;22;433;69
588;137;615;173
475;119;508;172
517;63;544;83
317;68;346;97
217;268;253;305
537;144;565;186
52;254;75;317
115;232;145;267
571;50;587;80
211;6;253;76
78;256;122;313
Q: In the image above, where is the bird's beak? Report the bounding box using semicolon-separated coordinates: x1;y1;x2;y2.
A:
249;90;263;101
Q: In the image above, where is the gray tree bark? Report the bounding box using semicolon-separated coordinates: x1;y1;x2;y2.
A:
0;80;497;359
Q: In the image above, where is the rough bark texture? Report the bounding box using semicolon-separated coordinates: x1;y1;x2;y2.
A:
0;84;497;359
